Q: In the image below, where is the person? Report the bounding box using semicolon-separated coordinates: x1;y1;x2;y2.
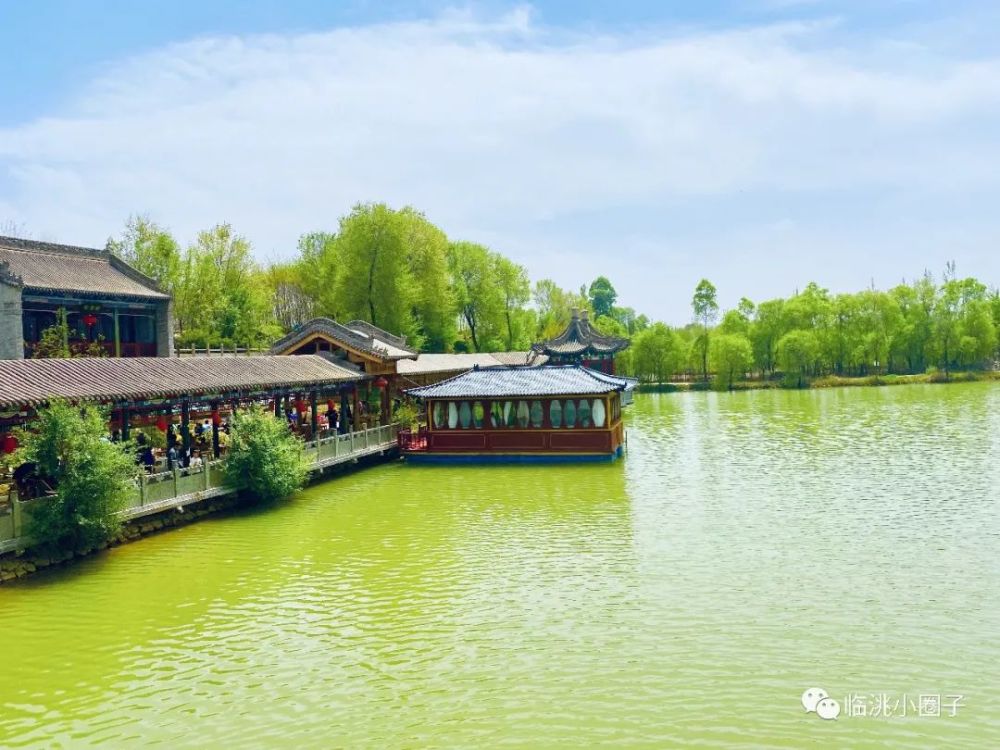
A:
167;444;178;470
329;406;339;431
141;446;155;473
189;451;203;470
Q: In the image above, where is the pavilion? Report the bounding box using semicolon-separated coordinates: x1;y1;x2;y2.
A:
530;308;629;374
403;364;635;463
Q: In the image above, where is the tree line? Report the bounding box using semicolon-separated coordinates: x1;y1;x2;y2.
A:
105;205;999;387
105;204;647;352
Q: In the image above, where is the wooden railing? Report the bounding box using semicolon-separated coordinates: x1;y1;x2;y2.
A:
0;423;399;553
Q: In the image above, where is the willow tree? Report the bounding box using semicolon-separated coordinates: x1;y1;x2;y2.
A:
448;241;504;352
692;279;719;381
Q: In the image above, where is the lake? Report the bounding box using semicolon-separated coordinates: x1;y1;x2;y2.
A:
1;384;998;748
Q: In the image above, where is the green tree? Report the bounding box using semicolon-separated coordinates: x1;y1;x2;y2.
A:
710;333;753;391
106;214;181;294
448;241;504;351
776;329;819;388
19;402;138;552
632;323;680;383
588;276;618;318
494;255;531;349
399;208;455;351
692;279;719;381
225;406;310;502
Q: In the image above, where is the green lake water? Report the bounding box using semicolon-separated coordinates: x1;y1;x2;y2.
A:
1;384;999;748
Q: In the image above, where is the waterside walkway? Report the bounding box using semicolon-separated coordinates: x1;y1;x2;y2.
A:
0;423;399;554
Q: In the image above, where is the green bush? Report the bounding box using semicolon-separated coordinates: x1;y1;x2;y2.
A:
224;406;309;502
18;402;138;552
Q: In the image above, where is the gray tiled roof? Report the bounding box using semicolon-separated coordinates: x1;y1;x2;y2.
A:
404;365;635;399
396;351;547;376
271;317;417;361
0;355;361;408
532;309;629;357
0;236;169;300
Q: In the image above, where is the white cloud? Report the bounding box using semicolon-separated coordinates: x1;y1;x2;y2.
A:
2;8;1000;321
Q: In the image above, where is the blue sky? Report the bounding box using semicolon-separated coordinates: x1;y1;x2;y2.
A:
2;1;1000;322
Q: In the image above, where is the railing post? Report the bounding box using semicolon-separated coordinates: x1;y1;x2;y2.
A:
204;464;210;491
11;490;22;539
365;428;369;449
173;466;180;498
139;475;147;506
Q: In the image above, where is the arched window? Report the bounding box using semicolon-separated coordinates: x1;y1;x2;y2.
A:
459;401;472;429
491;401;504;428
447;402;459;429
564;400;577;429
578;399;592;428
549;400;562;428
504;401;517;428
432;402;445;429
473;401;485;428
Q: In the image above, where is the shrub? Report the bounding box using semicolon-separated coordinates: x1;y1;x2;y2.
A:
224;406;309;502
392;401;421;430
18;402;138;552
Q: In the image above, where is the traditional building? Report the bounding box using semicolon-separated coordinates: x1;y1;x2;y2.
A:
530;308;629;374
0;236;173;360
402;364;635;463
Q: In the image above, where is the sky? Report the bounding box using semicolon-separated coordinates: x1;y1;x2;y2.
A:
3;1;1000;323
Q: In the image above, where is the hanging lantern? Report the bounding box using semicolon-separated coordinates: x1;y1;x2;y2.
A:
296;399;307;415
82;313;98;327
1;433;18;454
155;415;168;432
212;410;222;426
374;376;389;389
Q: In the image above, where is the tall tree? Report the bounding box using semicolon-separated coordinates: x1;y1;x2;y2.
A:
494;255;531;349
588;276;618;318
692;279;719;381
106;214;181;294
448;241;504;352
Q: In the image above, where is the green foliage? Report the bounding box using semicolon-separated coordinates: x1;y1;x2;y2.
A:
392;402;422;430
588;276;618;318
710;333;753;391
692;279;719;381
32;309;110;359
777;329;820;388
106;214;180;293
224;406;309;503
448;241;505;351
17;402;138;552
630;323;681;383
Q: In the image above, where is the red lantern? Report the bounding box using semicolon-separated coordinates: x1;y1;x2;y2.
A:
1;433;17;454
212;410;221;426
156;415;168;432
82;313;98;327
374;376;389;389
296;399;307;415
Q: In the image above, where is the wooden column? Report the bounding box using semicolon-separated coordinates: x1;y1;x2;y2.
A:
381;383;390;426
113;308;121;358
274;392;282;418
352;387;360;432
181;401;191;456
310;391;319;437
211;404;220;459
339;389;349;435
121;404;130;441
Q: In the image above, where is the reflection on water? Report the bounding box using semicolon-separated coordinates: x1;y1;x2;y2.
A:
1;384;998;747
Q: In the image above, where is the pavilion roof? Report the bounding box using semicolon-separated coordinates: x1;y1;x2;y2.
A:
531;309;629;357
0;236;169;300
404;365;635;400
0;354;362;408
270;317;417;361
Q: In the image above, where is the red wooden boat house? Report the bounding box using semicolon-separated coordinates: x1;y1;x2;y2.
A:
402;365;635;463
